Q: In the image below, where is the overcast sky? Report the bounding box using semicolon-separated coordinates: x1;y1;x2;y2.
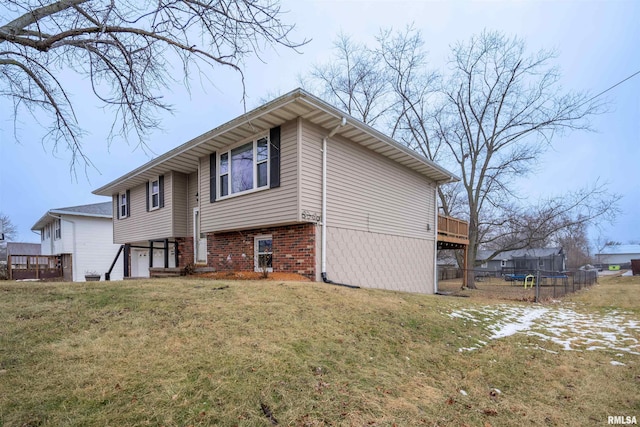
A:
1;0;638;248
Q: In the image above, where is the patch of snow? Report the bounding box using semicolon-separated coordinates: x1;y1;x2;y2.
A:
610;361;626;366
449;304;640;354
459;389;468;396
488;306;548;339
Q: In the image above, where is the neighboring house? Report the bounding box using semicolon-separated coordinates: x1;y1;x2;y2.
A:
476;247;566;275
595;244;640;268
93;88;459;294
31;202;124;281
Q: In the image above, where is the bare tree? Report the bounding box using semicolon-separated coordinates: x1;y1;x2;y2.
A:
1;0;307;167
555;222;592;269
302;33;391;127
305;29;618;288
435;30;612;287
0;213;18;242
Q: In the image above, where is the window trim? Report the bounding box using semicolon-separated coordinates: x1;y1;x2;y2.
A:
254;234;273;273
119;192;128;219
218;134;270;200
149;177;160;211
53;219;61;240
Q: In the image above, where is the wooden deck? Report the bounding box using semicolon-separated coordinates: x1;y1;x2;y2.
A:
437;215;469;248
8;254;63;280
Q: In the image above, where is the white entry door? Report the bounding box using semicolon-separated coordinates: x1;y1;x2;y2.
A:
194;208;207;264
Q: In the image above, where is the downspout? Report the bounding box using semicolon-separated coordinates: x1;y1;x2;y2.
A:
321;117;359;289
433;189;439;294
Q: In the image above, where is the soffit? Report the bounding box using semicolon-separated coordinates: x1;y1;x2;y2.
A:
93;89;458;196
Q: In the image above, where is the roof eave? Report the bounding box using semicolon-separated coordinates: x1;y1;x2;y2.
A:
30;210;112;230
93;88;459;195
93;89;307;196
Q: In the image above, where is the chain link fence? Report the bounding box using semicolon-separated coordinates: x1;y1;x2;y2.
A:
437;267;599;302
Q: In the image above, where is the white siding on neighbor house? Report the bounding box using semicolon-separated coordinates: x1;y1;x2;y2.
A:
113;173;175;243
41;225;53;255
67;215;124;281
40;215;123;282
41;218;71;255
200;120;299;232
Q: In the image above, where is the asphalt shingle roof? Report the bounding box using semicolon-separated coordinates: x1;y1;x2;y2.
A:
31;201;112;230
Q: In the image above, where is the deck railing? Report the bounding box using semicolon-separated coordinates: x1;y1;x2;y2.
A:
438;215;469;241
8;254;63;280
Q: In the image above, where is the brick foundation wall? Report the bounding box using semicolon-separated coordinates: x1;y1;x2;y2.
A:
207;223;316;280
175;237;194;268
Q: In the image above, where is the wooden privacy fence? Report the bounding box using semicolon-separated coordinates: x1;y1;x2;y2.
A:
8;254;63;280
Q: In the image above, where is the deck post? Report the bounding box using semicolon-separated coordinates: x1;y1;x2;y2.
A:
462;245;468;288
174;241;179;268
123;244;130;278
149;240;154;268
163;239;169;268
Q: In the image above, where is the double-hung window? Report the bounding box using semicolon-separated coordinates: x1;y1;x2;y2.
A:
150;178;160;210
219;136;269;198
119;192;128;218
255;235;273;272
53;219;61;240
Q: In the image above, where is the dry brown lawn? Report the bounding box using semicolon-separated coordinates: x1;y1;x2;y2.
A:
0;274;638;426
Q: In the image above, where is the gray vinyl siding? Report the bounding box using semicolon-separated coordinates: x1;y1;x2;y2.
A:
200;120;299;232
172;172;189;237
299;120;323;218
113;173;174;243
300;121;436;240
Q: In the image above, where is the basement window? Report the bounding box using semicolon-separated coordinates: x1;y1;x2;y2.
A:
254;235;273;272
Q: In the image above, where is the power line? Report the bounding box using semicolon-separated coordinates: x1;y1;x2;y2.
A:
585;69;640;105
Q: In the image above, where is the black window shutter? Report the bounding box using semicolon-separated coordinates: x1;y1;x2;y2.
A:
159;175;165;208
145;182;150;212
126;189;131;217
210;152;216;202
270;126;281;188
